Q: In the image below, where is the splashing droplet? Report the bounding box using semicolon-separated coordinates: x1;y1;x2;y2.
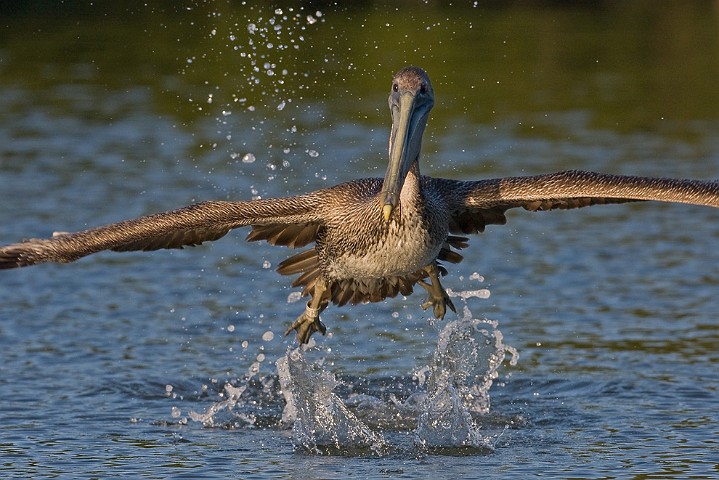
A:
277;349;388;455
287;291;303;303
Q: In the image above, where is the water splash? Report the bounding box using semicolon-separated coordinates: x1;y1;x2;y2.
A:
178;283;519;455
414;308;517;451
276;348;387;455
175;338;283;429
180;4;328;170
272;306;517;454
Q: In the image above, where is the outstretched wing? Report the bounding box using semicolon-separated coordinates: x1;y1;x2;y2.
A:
428;170;719;234
0;192;328;268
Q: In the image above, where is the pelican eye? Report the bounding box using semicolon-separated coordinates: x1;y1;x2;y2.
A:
419;83;427;94
392;83;399;92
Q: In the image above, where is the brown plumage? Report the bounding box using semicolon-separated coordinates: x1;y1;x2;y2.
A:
2;66;719;344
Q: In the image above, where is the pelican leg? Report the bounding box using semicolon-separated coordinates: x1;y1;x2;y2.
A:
417;263;456;319
284;279;329;344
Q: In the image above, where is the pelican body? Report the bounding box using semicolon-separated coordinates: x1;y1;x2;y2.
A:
2;66;719;343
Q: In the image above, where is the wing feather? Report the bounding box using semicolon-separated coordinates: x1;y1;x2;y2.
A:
0;193;326;268
429;170;719;234
246;223;321;248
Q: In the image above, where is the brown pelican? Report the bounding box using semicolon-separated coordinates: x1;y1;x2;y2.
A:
2;66;719;344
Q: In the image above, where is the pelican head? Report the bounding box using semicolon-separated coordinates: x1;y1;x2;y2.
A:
380;66;435;221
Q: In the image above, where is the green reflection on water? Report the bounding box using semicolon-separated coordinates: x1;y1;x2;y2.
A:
2;1;717;132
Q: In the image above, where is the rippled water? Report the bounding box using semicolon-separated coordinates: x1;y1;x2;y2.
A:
1;2;719;478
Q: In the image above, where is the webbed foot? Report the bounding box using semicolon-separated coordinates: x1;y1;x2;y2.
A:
284;278;329;344
417;263;456;320
284;302;327;344
418;283;456;319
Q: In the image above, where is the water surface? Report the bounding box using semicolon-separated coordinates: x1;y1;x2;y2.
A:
1;1;718;478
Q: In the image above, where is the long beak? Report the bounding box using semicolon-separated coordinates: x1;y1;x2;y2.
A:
381;92;419;221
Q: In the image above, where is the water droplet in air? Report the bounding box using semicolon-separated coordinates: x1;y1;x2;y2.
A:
469;272;484;282
307;149;319;158
242;153;256;163
262;331;275;342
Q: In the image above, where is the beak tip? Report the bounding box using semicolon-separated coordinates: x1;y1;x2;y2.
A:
382;204;394;222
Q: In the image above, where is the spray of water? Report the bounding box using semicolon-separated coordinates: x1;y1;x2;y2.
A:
178;278;519;455
276;348;388;455
414;307;516;451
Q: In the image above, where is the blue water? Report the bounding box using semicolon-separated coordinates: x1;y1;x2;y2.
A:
1;2;719;478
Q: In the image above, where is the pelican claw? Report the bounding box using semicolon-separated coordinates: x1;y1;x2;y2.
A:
417;264;456;320
285;309;327;344
285;280;329;344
